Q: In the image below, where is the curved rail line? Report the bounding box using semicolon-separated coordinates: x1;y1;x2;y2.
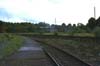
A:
43;48;61;66
36;40;91;66
43;44;91;66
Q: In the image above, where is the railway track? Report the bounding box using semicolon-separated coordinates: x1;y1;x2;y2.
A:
43;49;61;66
0;38;57;66
42;44;91;66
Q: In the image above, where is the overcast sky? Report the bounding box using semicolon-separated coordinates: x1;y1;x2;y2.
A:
0;0;99;25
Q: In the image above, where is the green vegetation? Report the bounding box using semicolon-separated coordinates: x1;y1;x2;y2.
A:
38;38;100;63
0;34;24;59
0;16;100;37
93;26;100;37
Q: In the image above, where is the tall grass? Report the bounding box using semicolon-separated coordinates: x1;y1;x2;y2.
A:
0;34;24;59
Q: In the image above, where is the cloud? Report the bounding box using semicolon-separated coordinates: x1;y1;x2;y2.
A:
0;0;99;25
0;8;12;19
0;7;37;22
48;0;64;4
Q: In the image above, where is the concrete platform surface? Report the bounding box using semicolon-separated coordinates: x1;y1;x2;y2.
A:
0;37;53;66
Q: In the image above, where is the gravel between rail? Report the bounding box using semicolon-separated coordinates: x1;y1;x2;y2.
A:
41;43;91;66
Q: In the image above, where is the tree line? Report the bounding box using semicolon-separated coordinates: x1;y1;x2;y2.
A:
0;17;100;36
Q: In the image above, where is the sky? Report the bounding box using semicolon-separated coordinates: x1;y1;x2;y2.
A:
0;0;100;25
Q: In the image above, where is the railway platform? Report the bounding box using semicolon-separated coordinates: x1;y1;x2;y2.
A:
0;37;54;66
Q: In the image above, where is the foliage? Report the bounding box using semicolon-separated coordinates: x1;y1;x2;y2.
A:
86;17;100;32
86;17;96;30
1;16;100;36
0;34;24;59
38;38;100;62
96;17;100;26
93;26;100;37
53;32;58;36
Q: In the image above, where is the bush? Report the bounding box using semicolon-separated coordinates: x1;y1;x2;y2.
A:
54;32;58;36
0;34;24;59
93;27;100;37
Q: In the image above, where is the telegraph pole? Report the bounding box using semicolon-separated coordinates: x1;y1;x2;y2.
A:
91;0;96;19
94;6;96;19
54;18;56;32
55;18;56;25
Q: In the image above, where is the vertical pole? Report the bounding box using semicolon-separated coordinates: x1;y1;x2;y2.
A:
55;18;56;25
55;18;56;32
94;6;96;19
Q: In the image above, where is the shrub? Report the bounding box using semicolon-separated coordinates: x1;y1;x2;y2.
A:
93;27;100;37
0;34;24;59
54;32;58;36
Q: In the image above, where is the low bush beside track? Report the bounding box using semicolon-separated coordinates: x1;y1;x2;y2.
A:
0;34;24;59
35;38;100;65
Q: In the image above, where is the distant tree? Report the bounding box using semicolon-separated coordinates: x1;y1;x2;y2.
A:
72;24;77;32
77;23;87;33
77;23;86;29
67;23;72;32
0;20;3;33
62;23;66;26
96;17;100;27
86;17;96;30
93;26;100;37
61;23;66;32
67;23;72;27
73;24;76;28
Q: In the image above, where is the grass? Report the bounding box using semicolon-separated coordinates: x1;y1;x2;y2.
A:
0;34;24;59
73;33;95;37
42;32;95;37
4;32;94;37
37;38;100;63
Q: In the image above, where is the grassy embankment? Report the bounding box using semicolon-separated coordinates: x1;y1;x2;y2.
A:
0;34;24;59
37;38;100;64
15;32;95;37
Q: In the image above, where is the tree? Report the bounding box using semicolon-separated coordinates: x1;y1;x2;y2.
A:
67;23;73;32
86;17;96;30
96;17;100;27
0;20;3;33
61;23;66;32
73;24;76;28
93;26;100;37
